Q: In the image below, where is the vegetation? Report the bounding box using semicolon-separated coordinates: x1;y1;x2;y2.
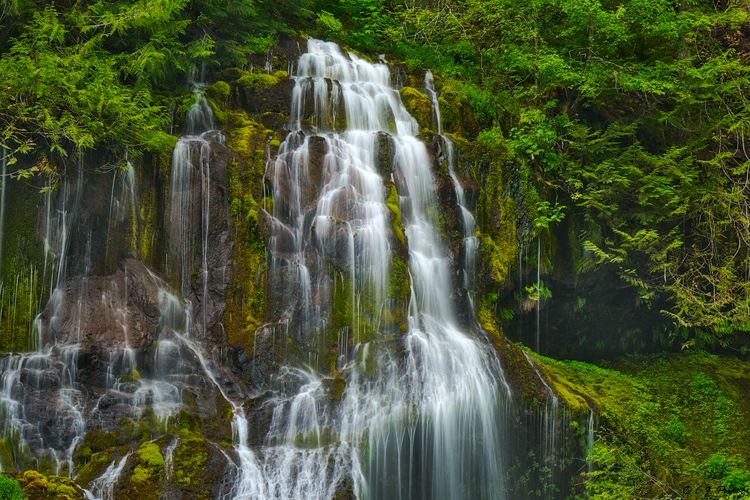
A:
0;0;310;178
536;350;750;498
3;0;750;497
310;0;750;350
0;474;25;500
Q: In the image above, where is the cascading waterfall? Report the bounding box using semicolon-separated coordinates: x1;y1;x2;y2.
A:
0;162;90;475
0;149;194;476
168;87;223;338
236;38;514;500
424;71;478;299
82;452;132;500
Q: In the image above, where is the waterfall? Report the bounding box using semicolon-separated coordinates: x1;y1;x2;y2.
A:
425;71;478;299
82;452;131;500
168;86;224;340
523;352;560;500
244;38;514;500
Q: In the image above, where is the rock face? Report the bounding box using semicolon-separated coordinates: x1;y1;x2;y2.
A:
0;38;593;500
39;259;160;349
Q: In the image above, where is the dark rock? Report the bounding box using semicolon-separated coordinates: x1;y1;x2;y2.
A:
38;259;163;349
241;77;295;116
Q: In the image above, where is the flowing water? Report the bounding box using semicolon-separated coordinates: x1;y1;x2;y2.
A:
230;39;515;500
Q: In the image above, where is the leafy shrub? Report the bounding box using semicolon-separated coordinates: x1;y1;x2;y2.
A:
0;475;25;500
723;470;750;493
702;453;736;479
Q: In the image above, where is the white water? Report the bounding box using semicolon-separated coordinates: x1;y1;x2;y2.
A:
82;452;131;500
237;38;513;500
424;73;478;298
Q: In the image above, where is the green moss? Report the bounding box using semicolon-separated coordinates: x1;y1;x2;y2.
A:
135;442;164;476
387;258;409;305
75;452;112;485
223;116;267;353
18;471;81;500
237;72;279;88
325;375;346;401
399;87;432;134
206;81;230;101
217;67;242;82
385;183;404;246
120;367;140;384
0;178;47;352
480;236;514;290
534;351;750;496
436;78;470;135
173;430;207;487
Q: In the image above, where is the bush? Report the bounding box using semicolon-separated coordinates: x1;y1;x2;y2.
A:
0;475;25;500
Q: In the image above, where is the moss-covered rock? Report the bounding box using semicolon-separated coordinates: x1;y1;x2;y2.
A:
206;81;231;103
399;87;432;134
223;112;268;356
132;441;164;485
75;451;112;486
16;471;82;500
237;72;280;89
536;351;750;496
173;429;207;488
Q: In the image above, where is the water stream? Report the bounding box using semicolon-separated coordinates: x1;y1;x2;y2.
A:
237;38;515;500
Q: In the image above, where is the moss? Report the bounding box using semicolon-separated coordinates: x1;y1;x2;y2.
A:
217;67;242;82
0;177;47;352
325;375;346;401
17;471;81;500
135;442;164;478
75;452;112;486
534;351;750;495
385;182;404;246
120;367;140;384
205;81;230;101
0;438;15;470
173;430;207;487
480;236;514;289
237;72;280;89
222;109;269;355
387;258;409;305
436;78;471;135
399;87;432;134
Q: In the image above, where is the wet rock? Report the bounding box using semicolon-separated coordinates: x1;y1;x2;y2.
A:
242;391;274;446
451;287;476;330
38;259;163;350
375;132;396;176
264;134;327;214
435;172;461;240
241;77;295;117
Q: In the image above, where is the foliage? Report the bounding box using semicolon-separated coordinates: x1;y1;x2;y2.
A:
0;0;315;178
317;0;750;347
537;351;750;498
0;475;24;500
